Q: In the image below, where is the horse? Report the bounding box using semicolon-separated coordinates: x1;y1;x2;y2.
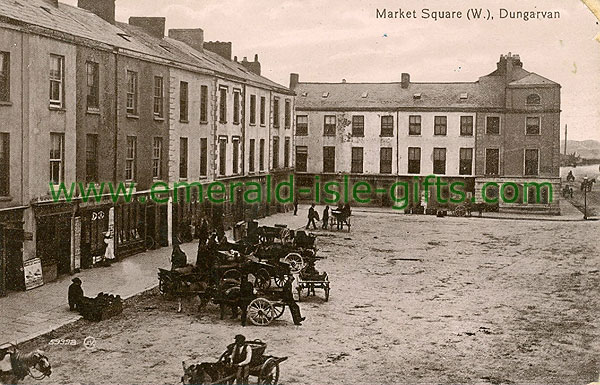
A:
182;361;233;385
0;346;52;385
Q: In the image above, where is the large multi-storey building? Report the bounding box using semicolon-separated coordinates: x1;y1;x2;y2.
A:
0;0;294;295
292;53;560;213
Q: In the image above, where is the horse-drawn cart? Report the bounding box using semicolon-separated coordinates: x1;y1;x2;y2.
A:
297;273;330;302
182;340;287;385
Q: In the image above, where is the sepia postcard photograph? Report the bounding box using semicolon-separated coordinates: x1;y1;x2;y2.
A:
0;0;599;384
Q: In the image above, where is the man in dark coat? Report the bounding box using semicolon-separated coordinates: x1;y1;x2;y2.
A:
197;218;209;246
282;276;305;325
305;204;317;230
171;239;188;270
293;196;299;216
238;275;255;326
68;277;84;311
224;334;253;384
322;205;330;229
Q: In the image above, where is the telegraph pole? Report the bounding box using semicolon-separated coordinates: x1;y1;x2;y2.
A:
564;124;568;156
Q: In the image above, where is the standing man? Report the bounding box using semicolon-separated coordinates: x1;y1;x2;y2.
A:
322;205;330;230
306;204;317;230
225;335;253;385
293;196;299;216
282;276;305;325
239;274;255;327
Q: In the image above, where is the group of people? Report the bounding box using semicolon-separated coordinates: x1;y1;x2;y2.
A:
306;203;351;230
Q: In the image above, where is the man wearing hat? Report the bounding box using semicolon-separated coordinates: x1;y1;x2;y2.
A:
282;276;305;325
224;334;252;384
68;277;84;311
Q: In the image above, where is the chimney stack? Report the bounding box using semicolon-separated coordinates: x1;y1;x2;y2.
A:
240;54;261;76
129;17;166;39
289;73;299;90
78;0;116;23
204;41;232;61
168;28;204;52
496;52;523;81
47;0;59;7
401;73;410;89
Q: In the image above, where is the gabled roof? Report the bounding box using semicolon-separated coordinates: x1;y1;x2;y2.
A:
509;72;559;87
295;77;506;110
0;0;292;94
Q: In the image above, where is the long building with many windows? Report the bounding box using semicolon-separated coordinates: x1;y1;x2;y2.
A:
0;0;294;295
292;53;560;213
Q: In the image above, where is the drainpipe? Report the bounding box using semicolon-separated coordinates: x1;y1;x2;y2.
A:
113;48;119;185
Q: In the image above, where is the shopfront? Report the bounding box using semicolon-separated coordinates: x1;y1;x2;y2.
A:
34;202;74;282
0;207;26;296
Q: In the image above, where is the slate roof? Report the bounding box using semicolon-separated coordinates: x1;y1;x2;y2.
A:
295;65;557;110
295;78;506;110
509;73;559;87
0;0;291;94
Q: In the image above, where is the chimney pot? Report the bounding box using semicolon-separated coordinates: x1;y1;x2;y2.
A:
234;56;238;62
243;56;248;62
342;79;346;83
129;17;166;39
168;28;204;52
254;54;259;62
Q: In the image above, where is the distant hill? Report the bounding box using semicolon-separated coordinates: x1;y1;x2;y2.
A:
561;140;600;159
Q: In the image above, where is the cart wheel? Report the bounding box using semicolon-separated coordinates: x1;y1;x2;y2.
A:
273;275;289;288
454;206;466;217
271;303;285;319
283;253;304;274
222;269;242;282
255;268;271;290
247;298;275;326
258;357;280;385
145;235;155;250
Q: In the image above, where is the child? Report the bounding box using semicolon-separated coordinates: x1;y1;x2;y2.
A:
68;277;84;311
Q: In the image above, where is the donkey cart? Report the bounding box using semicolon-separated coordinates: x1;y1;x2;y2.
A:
182;340;287;385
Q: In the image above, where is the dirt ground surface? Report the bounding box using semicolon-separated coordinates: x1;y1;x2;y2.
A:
21;212;600;385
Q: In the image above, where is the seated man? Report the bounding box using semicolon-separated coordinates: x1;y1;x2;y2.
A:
224;334;253;385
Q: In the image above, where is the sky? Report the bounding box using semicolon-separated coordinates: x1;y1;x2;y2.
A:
64;0;600;142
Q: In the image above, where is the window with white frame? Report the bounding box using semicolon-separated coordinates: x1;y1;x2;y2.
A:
49;133;64;184
296;115;308;136
86;61;99;110
153;76;164;118
49;55;65;108
323;115;336;136
152;137;162;179
125;136;136;181
126;71;138;115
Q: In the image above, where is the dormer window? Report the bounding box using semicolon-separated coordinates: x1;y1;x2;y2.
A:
301;92;308;97
527;93;541;105
322;92;329;98
413;93;421;100
118;33;132;42
460;92;468;100
159;45;172;53
361;92;368;98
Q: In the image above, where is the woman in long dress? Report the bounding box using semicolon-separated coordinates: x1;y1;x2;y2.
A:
103;231;115;266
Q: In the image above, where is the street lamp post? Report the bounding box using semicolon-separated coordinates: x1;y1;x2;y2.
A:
583;176;588;220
